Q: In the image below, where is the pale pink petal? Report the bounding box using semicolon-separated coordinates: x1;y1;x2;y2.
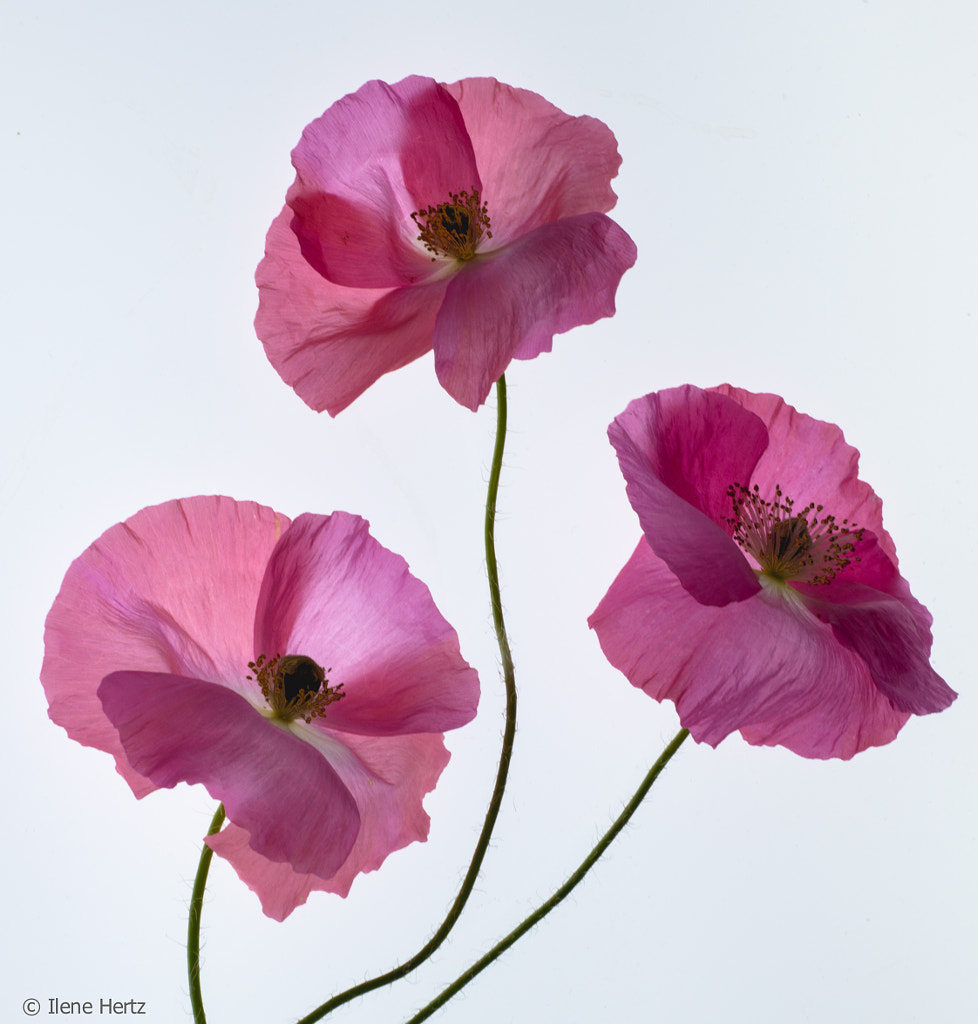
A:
206;731;451;920
288;76;480;288
433;213;637;410
444;77;623;242
255;511;479;735
41;497;287;795
42;495;481;919
256;77;636;412
608;387;767;605
255;207;446;415
204;829;321;922
99;672;361;880
713;384;897;562
590;540;910;760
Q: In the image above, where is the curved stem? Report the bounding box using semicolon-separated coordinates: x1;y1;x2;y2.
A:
187;802;226;1024
295;375;518;1024
403;728;690;1024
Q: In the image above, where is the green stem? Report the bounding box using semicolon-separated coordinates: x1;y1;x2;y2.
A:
403;728;690;1024
187;802;226;1024
294;375;518;1024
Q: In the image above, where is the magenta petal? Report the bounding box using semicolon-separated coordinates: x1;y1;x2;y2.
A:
288;77;480;288
99;672;360;879
713;384;896;562
444;77;624;242
41;496;287;795
798;541;956;714
205;730;452;920
433;213;638;410
595;384;953;758
255;511;479;736
808;588;955;714
590;540;910;760
255;207;445;415
609;388;767;605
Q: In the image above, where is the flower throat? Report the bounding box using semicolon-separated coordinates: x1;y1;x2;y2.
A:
247;653;345;724
412;188;492;261
726;483;864;585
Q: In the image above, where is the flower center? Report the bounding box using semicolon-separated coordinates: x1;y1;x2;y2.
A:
725;483;864;585
247;653;345;724
411;188;492;261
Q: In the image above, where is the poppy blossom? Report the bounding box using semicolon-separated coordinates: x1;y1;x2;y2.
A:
255;75;637;413
589;385;955;760
41;496;479;919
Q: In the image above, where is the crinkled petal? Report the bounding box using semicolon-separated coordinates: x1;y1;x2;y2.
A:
99;672;361;880
206;731;451;919
797;541;956;714
433;212;637;410
713;384;897;563
288;76;480;288
255;207;446;415
609;387;766;605
255;511;479;735
590;540;910;760
41;497;288;795
444;77;623;242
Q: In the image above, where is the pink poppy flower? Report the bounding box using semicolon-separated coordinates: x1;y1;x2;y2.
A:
255;75;637;414
589;385;955;760
41;496;479;920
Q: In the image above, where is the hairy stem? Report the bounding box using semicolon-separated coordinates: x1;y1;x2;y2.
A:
188;802;226;1024
403;728;690;1023
294;375;518;1024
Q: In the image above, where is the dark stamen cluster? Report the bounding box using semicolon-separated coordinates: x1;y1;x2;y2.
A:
725;482;864;584
411;188;491;261
247;653;345;724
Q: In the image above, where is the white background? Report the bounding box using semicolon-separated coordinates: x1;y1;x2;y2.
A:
3;2;975;1022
